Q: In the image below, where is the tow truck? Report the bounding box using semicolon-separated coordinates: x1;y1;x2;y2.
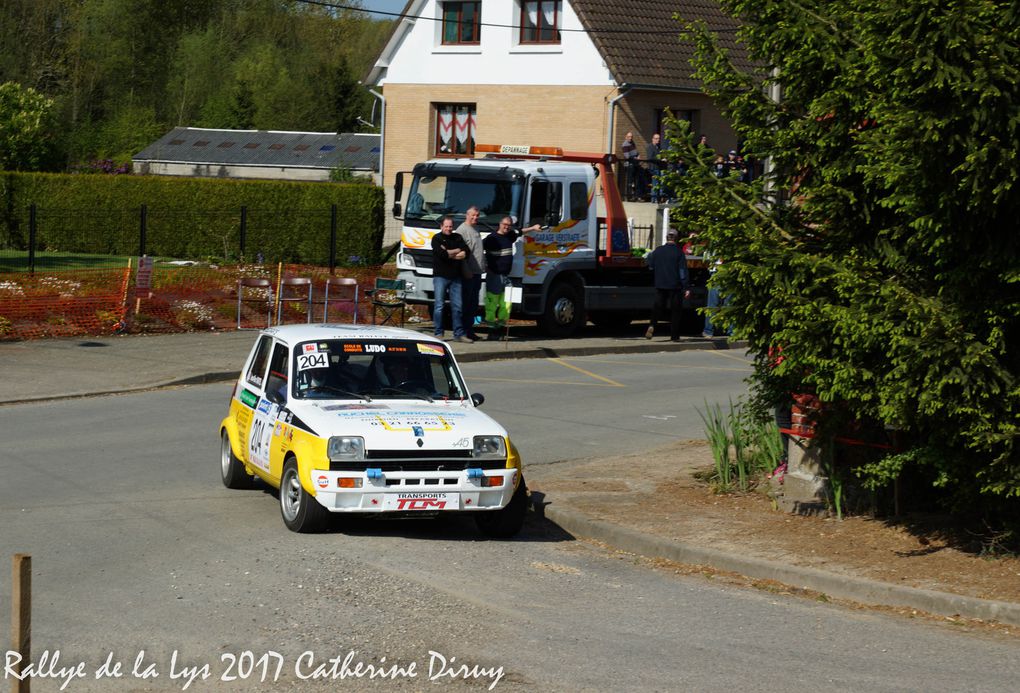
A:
392;144;707;337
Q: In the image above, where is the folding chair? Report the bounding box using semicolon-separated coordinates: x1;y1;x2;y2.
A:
323;277;359;324
277;277;313;325
236;277;273;330
368;277;407;327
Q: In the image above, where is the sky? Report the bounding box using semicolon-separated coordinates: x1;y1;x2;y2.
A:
359;0;408;19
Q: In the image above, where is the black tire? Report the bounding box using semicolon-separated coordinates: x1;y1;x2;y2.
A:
538;281;585;338
279;459;329;533
475;476;529;539
588;311;633;331
220;430;253;489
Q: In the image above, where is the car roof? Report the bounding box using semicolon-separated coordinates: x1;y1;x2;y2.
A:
260;324;444;346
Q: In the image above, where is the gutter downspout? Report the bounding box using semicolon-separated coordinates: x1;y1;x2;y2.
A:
606;86;632;154
368;88;386;186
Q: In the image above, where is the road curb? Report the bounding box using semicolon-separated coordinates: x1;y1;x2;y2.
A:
0;338;747;404
453;337;747;363
0;371;240;406
542;503;1020;627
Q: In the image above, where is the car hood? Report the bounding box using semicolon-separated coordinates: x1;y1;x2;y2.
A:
286;399;507;451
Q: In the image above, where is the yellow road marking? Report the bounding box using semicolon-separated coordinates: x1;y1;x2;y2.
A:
706;350;754;365
469;376;617;387
577;358;750;372
547;358;626;387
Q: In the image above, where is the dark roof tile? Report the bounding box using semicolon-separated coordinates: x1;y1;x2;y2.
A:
133;128;380;171
571;0;753;90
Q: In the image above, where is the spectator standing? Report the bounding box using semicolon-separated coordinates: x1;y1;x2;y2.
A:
646;133;665;204
457;206;484;341
621;131;639;200
644;229;690;341
431;216;471;343
483;217;540;340
713;155;728;178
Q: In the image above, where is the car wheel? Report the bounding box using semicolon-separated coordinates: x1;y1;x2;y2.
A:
475;476;529;539
279;459;329;533
220;430;253;489
538;281;584;338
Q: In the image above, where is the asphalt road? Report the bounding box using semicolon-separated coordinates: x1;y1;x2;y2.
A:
2;352;1019;692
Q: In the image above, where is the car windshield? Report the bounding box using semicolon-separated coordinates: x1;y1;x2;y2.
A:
405;172;524;228
292;339;467;401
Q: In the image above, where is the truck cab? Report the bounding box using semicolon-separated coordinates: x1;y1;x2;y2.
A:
393;145;706;337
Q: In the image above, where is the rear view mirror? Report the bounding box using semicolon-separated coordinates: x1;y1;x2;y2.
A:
392;171;405;218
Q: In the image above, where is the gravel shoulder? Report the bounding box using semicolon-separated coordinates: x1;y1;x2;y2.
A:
526;440;1020;606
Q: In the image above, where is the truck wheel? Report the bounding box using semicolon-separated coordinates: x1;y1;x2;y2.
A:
475;477;529;539
539;281;584;338
220;430;253;489
279;459;329;533
588;311;633;331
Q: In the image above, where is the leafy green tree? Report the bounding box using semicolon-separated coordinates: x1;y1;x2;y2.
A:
0;81;59;170
667;1;1020;513
0;0;390;167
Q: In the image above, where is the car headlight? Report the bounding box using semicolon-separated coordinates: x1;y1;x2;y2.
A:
402;252;415;268
328;436;365;461
472;435;506;460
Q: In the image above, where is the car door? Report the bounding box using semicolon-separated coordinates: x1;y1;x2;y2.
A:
233;334;273;467
248;340;289;481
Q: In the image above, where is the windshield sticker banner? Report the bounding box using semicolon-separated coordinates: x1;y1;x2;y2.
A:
417;343;445;357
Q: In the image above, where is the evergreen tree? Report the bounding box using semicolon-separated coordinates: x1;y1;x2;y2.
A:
666;0;1020;515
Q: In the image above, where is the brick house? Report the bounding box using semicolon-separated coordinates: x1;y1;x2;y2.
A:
367;0;749;193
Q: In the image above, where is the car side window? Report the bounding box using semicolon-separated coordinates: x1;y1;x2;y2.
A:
246;336;273;389
265;342;290;403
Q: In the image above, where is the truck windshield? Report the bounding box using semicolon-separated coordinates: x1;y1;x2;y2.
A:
406;172;524;228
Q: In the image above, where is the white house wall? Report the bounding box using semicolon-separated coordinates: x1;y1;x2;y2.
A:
379;0;613;86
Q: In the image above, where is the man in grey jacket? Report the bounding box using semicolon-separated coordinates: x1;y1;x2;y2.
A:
457;206;484;341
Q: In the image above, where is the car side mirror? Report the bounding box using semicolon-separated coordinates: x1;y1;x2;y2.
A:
392;202;402;218
470;392;485;407
265;388;285;405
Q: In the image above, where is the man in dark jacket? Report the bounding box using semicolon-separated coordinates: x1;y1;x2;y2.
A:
431;216;471;343
482;216;540;340
645;229;690;341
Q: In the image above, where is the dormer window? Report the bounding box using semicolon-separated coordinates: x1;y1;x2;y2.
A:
442;2;481;45
520;1;560;44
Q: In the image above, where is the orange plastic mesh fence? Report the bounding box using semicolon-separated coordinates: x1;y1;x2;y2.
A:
0;264;413;341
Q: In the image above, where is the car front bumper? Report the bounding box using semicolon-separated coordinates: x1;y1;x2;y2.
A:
308;468;518;513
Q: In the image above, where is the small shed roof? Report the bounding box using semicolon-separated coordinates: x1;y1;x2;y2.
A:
133;128;380;171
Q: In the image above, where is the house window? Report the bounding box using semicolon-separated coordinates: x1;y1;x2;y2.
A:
521;1;560;44
655;109;698;141
442;2;480;45
435;104;476;157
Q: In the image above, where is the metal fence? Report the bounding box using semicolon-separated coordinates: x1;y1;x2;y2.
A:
0;204;367;274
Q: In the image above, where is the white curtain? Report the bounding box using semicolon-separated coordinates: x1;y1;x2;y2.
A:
524;3;538;32
455;108;471;147
541;2;556;31
438;106;454;152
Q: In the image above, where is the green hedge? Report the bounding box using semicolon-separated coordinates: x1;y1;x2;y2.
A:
0;172;384;265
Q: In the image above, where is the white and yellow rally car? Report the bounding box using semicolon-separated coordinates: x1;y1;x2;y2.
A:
219;324;527;536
